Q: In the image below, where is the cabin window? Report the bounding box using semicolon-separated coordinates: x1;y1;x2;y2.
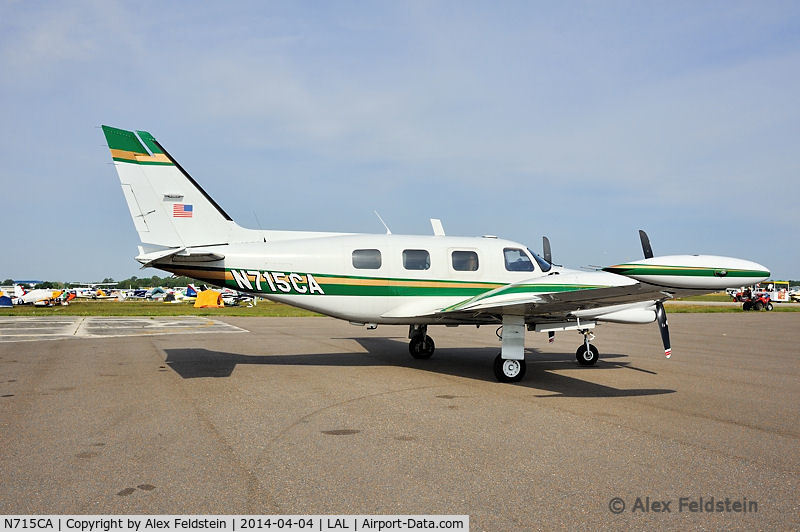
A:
403;249;431;270
504;248;534;272
452;250;479;271
352;249;382;269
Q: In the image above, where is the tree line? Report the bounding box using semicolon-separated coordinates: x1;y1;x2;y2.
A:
1;276;200;290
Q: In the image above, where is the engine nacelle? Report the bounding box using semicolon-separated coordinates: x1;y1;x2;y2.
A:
603;255;769;290
573;302;657;324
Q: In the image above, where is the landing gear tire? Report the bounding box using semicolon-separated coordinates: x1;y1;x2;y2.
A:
409;335;435;359
493;353;526;383
576;344;599;366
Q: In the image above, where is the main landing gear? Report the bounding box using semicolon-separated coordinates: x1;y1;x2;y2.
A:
493;354;526;382
494;315;527;383
408;325;435;359
575;329;599;366
405;321;600;383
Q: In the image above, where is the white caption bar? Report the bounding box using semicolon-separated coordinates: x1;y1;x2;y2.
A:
1;515;469;532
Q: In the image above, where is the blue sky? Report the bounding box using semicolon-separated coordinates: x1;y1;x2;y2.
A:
1;1;798;282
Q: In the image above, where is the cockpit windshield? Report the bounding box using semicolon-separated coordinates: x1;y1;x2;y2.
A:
527;248;552;272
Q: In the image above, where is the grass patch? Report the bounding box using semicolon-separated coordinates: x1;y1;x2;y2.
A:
674;292;734;302
0;300;320;317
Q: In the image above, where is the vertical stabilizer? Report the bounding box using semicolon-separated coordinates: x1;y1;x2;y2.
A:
102;126;240;249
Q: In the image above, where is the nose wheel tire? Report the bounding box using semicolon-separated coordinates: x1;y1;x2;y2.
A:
576;344;599;366
409;335;435;359
493;353;526;382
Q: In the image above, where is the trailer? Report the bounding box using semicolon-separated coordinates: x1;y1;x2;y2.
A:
760;281;791;303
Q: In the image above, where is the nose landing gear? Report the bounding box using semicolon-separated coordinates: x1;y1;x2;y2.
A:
576;329;599;366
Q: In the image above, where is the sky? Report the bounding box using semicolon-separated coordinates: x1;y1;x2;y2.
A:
1;1;798;282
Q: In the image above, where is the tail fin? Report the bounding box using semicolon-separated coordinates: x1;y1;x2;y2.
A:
102;126;239;250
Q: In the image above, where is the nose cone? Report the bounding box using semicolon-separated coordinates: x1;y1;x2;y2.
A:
749;261;770;283
717;258;771;287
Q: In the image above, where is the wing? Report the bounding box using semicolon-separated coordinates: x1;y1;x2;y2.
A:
380;270;680;324
379;254;766;324
435;271;665;323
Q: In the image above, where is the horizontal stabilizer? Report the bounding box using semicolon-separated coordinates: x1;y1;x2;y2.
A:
136;246;226;268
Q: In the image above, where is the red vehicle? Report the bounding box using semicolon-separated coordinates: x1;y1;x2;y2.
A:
742;291;773;311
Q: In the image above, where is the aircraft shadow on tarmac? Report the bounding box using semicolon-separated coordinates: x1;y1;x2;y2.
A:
163;337;674;398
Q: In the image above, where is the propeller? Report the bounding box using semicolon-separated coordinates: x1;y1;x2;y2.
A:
639;229;671;357
638;229;654;259
542;236;552;264
655;301;671;358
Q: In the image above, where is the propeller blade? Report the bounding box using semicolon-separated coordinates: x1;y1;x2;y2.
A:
655;301;671;358
542;236;552;264
639;229;654;259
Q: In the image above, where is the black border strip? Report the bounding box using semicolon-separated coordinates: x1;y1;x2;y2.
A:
154;140;234;221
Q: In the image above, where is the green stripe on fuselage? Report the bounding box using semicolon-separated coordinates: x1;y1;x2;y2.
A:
165;265;507;297
441;283;607;311
162;265;612;300
603;265;769;277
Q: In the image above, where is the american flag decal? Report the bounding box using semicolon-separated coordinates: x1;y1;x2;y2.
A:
173;203;193;218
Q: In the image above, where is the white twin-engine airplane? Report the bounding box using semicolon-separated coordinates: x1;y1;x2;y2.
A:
102;125;770;382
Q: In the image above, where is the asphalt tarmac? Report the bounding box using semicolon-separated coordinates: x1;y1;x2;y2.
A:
1;314;797;530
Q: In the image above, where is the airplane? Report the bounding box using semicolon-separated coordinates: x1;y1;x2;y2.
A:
12;285;74;306
71;282;118;299
101;125;770;382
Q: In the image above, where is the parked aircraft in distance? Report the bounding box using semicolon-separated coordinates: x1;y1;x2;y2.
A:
71;282;118;299
102;125;770;382
12;285;74;306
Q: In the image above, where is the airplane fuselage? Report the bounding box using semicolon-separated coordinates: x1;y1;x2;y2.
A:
159;233;557;324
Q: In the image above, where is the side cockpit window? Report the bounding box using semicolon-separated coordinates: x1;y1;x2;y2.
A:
504;248;534;272
352;249;382;269
452;250;479;271
528;248;552;272
403;249;431;270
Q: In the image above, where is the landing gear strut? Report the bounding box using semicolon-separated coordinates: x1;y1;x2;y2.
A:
408;325;435;359
576;329;599;366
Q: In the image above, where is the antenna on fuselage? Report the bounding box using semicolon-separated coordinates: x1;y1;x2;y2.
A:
374;210;392;235
430;218;445;236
